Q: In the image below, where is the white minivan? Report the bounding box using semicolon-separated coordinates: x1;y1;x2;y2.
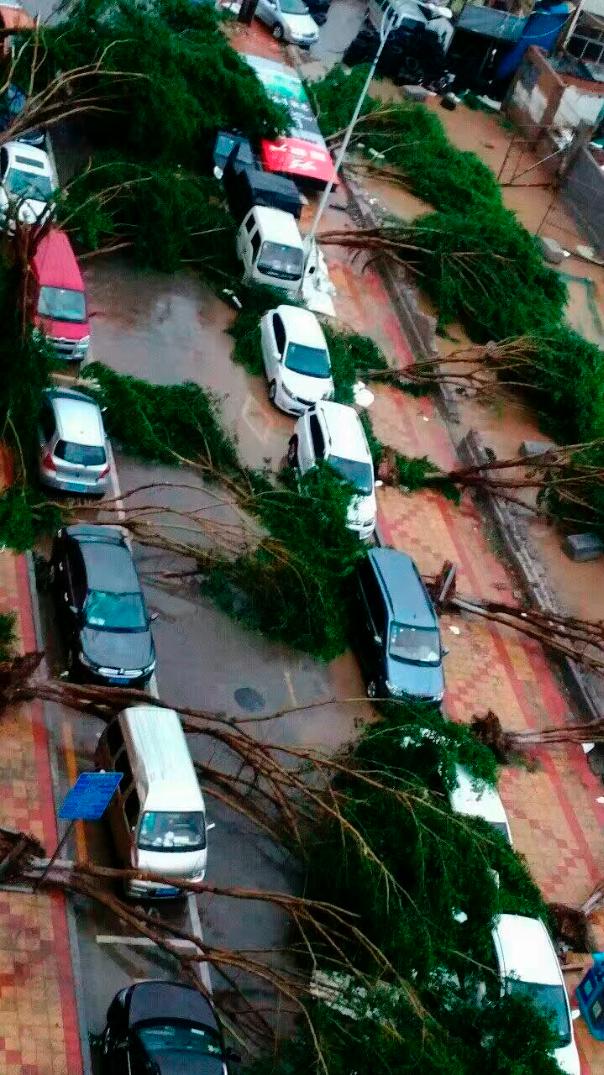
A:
236;205;305;294
289;400;377;539
95;705;209;898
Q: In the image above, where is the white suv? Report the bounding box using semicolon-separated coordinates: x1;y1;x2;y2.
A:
289;400;376;539
260;304;334;415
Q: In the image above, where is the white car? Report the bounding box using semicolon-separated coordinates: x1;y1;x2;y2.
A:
0;141;57;227
289;400;376;539
450;764;513;845
260;304;334;415
255;0;319;45
491;914;581;1075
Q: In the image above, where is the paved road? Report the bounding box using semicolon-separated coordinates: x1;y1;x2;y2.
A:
38;258;370;1059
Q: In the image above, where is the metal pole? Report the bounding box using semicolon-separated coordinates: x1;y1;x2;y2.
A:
302;13;399;272
33;819;75;892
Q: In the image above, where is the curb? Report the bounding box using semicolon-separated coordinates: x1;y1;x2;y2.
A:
25;550;93;1075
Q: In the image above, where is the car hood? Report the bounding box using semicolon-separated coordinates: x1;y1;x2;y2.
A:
36;315;89;340
347;491;376;528
80;625;154;673
553;1040;581;1075
385;653;444;702
282;11;318;32
152;1053;223;1075
281;365;333;404
134;846;208;881
11;196;49;223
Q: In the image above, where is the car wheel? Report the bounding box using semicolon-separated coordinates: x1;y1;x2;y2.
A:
287;435;298;467
367;680;378;699
268;380;277;402
273;22;284;39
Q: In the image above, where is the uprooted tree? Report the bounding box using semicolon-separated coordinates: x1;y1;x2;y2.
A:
0;657;568;1071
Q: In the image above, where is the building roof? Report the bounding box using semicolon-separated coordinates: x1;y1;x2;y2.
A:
492;914;562;985
32;229;84;291
368;547;437;628
318;400;371;464
120;706;205;813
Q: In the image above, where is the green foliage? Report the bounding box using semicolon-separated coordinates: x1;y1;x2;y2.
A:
204;465;365;658
323;325;387;404
32;0;287;169
81;362;240;473
359;410;383;467
228;283;292;376
307;65;380;141
0;487;62;552
0;612;16;662
58;157;239;274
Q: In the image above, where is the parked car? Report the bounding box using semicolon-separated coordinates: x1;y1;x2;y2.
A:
38;387;109;496
212;129;256;180
260;304;334;413
0;84;44;146
255;0;319;45
28;229;90;361
354;547;445;701
489;915;580;1075
235;205;305;294
289;400;376;538
50;524;156;686
101;980;240;1075
0;141;57;226
450;764;512;844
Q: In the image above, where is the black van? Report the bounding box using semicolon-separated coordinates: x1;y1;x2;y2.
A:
354;547;446;704
224;164;303;223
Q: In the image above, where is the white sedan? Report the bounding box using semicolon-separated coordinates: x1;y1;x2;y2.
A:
260;304;334;415
255;0;319;46
0;141;57;227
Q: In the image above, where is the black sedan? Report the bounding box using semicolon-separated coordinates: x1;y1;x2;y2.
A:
50;524;156;687
101;980;239;1075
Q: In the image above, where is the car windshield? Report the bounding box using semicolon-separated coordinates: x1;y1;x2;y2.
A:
54;440;106;467
285;341;330;377
281;0;309;11
506;979;571;1046
84;590;147;631
329;455;373;495
138;811;207;852
258;241;303;281
389;623;441;665
6;166;52;201
38;286;86;323
137;1022;221;1057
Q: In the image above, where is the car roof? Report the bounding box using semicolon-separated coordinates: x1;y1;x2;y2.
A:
31;228;84;290
65;525;139;593
119;706;205;813
276;304;327;349
127;980;218;1032
450;764;511;831
4;140;50;172
367;547;437;628
316;401;371;464
492;914;562;986
46;388;104;446
251;204;303;246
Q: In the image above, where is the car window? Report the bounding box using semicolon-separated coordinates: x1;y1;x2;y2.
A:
105;718;124;760
124;786;140;827
137;1024;222;1059
245;214;255;234
273;313;286;355
115;748;133;792
505;980;571;1046
284;342;330;378
39;399;56;442
389;624;441;666
250;231;261;261
328;456;373;495
6;167;52;201
84;590;147;631
65;539;87;607
0;147;7;177
38;286;86;324
360;563;386;638
309;413;325;459
138;811;207;852
55;440;106;467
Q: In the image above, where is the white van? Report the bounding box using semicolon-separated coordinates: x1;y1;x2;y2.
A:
235;205;305;293
95;705;208;898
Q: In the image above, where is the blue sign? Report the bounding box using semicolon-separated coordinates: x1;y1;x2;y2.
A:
59;771;122;821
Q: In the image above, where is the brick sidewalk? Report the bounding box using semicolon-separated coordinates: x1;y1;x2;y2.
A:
328;241;604;1074
0;530;83;1073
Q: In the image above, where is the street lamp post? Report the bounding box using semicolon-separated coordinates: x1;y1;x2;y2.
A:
303;11;401;262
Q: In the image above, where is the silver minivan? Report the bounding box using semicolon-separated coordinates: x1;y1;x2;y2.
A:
95;705;209;898
38;387;110;496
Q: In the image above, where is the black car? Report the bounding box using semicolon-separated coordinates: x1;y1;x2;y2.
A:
50;524;156;687
101;980;240;1075
0;85;45;147
355;547;446;704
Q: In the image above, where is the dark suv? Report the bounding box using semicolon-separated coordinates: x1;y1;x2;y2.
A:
50;524;156;687
354;547;446;704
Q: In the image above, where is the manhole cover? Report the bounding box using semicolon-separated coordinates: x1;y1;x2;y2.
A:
234;686;265;713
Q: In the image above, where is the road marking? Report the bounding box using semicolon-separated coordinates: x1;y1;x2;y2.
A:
240;393;272;445
61;721;87;864
283;668;298;707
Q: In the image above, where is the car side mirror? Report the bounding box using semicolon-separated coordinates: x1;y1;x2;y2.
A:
226;1049;242;1063
373;633;381;645
150;612;159;622
374;479;383;488
206;821;216;831
441;646;449;657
